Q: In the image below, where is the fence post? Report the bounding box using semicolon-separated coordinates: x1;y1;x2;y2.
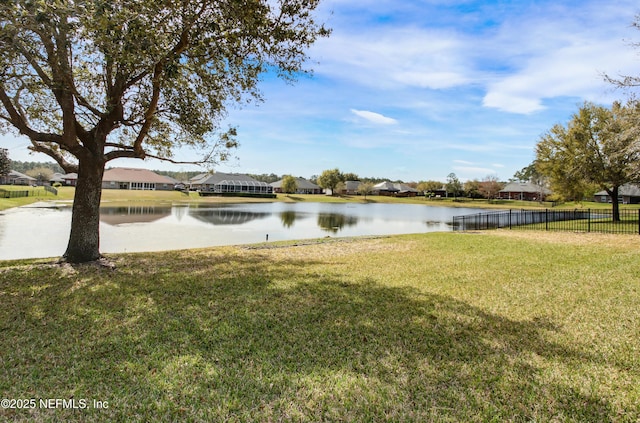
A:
588;209;591;233
545;209;549;231
509;209;512;230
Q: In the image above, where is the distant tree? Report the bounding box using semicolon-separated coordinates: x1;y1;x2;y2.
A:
478;175;504;201
0;148;9;177
10;161;63;174
513;163;541;183
155;170;201;183
360;176;386;184
250;173;281;184
281;175;298;195
26;167;54;185
0;1;329;263
536;101;640;220
417;180;443;197
342;172;359;182
357;181;374;199
317;168;343;195
464;179;482;199
446;173;462;199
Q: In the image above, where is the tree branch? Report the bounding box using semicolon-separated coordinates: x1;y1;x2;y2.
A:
131;27;193;157
0;82;60;143
103;141;220;166
28;142;78;173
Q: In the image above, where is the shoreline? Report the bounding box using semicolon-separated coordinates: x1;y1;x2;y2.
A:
4;185;626;212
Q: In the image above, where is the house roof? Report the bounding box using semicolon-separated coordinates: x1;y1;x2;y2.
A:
373;181;418;193
190;172;260;185
50;172;77;182
102;167;175;184
397;184;419;193
345;181;361;191
7;170;36;181
594;184;640;197
500;182;551;194
270;177;321;190
373;181;399;192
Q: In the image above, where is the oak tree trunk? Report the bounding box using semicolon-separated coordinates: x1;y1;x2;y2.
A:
63;157;105;263
610;186;620;222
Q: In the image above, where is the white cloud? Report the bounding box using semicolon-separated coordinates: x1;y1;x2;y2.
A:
312;27;473;90
480;5;639;114
481;41;634;114
350;109;398;125
314;0;640;115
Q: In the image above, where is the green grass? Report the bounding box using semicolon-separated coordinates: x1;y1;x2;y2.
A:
524;218;640;234
510;210;640;235
1;231;639;422
0;185;69;210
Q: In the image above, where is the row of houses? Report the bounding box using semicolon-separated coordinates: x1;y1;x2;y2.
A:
496;181;640;204
4;166;640;203
0;170;80;187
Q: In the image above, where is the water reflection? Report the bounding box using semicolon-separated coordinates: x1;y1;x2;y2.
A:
189;208;270;225
280;210;297;228
317;213;359;233
100;205;172;225
0;202;494;260
173;205;189;221
94;204;463;232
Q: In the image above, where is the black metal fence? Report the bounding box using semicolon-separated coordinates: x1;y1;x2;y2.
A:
0;186;58;198
452;209;640;235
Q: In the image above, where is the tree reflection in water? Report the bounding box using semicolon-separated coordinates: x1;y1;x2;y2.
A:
317;213;358;233
280;210;297;228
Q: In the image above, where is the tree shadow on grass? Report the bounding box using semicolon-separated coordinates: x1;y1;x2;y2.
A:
0;252;634;422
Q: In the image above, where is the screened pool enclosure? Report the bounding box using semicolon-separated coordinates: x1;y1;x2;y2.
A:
208;180;273;194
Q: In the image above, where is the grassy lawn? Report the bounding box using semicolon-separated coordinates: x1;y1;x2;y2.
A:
523;216;640;235
1;231;639;422
0;186;69;211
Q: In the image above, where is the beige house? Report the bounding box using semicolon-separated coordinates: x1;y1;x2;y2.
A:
270;177;322;194
0;170;37;185
371;181;419;197
594;184;640;204
50;172;78;186
102;167;176;190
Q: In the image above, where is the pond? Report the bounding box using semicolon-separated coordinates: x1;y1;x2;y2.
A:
0;202;486;260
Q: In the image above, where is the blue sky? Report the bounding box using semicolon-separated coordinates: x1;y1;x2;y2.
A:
3;0;640;182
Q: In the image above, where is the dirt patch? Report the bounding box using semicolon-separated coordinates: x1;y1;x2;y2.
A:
244;236;414;261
